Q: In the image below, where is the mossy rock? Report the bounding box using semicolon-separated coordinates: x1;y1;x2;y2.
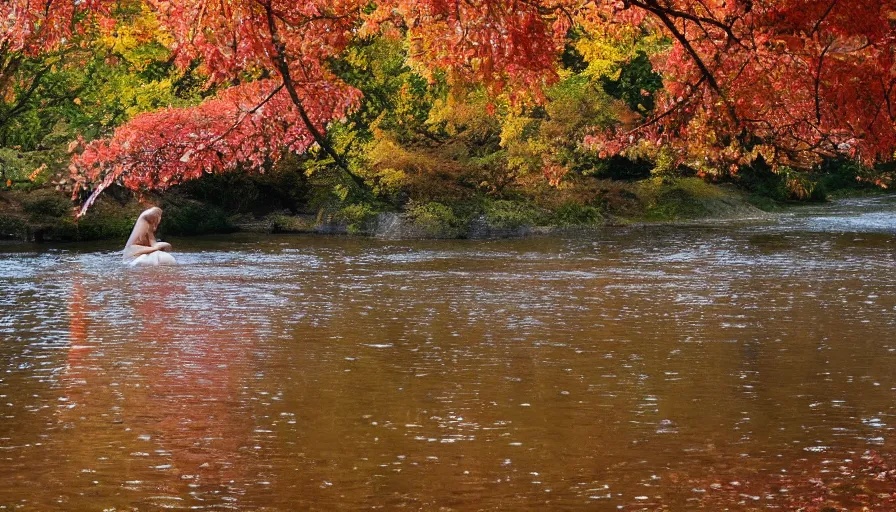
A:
40;195;143;242
4;187;249;242
637;178;719;221
646;187;709;220
74;211;137;241
270;214;317;233
636;178;769;222
34;218;80;242
1;189;140;242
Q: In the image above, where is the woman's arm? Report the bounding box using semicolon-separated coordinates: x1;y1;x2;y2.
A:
124;244;161;258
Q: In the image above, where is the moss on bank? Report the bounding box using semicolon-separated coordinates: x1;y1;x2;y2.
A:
634;178;770;222
321;178;771;238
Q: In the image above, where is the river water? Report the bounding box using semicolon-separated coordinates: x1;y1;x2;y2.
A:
1;197;895;510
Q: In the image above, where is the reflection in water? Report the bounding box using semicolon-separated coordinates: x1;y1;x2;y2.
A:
46;270;260;510
1;198;896;510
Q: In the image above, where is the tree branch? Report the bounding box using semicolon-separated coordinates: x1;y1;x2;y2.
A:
814;41;833;125
636;0;740;126
260;0;366;190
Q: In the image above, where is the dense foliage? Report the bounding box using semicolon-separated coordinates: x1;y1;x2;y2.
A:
1;0;894;221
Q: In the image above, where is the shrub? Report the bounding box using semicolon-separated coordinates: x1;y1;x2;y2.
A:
406;201;462;237
21;189;72;218
780;167;825;202
736;158;789;202
484;200;543;229
336;203;378;235
159;198;234;236
0;213;27;240
73;198;143;241
552;201;603;226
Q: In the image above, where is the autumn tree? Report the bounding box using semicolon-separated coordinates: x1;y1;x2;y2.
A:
67;0;896;213
1;0;113;188
386;0;896;176
68;0;583;213
581;0;896;175
68;0;371;213
1;1;199;191
1;0;113;124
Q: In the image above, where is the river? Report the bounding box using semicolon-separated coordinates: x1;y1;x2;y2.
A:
1;196;895;510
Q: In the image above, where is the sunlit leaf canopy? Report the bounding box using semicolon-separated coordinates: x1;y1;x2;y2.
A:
4;0;896;213
1;0;111;54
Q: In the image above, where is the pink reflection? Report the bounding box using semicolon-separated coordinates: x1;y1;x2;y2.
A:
58;272;260;507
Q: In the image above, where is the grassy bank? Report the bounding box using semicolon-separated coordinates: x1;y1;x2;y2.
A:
4;168;891;243
0;177;773;242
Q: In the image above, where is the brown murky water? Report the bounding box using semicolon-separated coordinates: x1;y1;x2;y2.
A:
2;197;896;510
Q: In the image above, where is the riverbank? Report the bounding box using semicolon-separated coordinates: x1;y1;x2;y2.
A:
0;188;235;243
0;178;785;242
2;177;891;243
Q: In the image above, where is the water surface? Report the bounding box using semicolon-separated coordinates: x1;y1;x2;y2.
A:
2;197;896;510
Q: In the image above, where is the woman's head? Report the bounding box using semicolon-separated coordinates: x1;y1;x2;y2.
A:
141;207;162;229
125;206;164;250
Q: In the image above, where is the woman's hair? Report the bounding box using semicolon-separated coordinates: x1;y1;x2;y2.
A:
125;206;163;248
142;206;162;224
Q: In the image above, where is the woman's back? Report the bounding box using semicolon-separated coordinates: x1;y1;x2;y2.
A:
124;207;176;265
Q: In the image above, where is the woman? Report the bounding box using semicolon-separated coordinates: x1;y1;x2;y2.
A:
124;206;177;266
